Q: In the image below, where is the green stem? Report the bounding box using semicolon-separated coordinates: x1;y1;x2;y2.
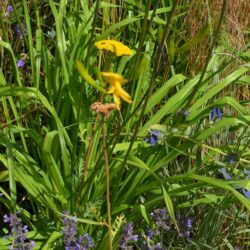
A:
101;115;112;250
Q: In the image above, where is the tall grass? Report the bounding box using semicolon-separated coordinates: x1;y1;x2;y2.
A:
0;0;249;249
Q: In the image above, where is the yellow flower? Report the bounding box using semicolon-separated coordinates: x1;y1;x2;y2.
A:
95;40;133;56
101;72;132;110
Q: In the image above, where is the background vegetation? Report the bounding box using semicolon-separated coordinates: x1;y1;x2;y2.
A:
0;0;249;249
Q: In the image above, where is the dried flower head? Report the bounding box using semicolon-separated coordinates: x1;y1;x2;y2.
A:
95;40;133;56
101;72;132;110
90;102;116;116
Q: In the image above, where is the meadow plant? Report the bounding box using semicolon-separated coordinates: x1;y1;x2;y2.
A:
0;0;249;249
3;213;35;250
62;212;94;250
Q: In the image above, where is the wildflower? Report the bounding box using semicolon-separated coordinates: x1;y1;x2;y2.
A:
120;222;138;249
150;208;171;231
79;233;95;249
17;59;25;68
14;24;27;37
90;101;116;116
209;107;223;120
62;212;78;249
3;213;35;250
7;5;14;13
178;217;193;238
144;130;161;146
101;72;132;110
146;229;157;240
62;212;94;249
95;39;132;56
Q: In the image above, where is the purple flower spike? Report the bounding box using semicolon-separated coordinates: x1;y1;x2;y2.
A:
210;107;223;121
62;211;94;249
7;5;14;13
120;222;138;249
17;59;25;68
3;213;35;249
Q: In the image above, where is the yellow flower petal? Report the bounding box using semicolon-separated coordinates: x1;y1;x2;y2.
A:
95;40;133;56
113;95;121;110
114;85;132;104
101;71;132;110
101;72;127;85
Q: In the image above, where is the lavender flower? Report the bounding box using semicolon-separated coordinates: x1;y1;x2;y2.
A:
14;24;27;37
119;222;138;249
3;213;35;250
209;107;223;121
79;233;95;249
62;212;94;249
151;242;164;250
150;208;171;231
62;212;78;250
7;5;14;13
178;217;193;238
138;230;164;250
144;130;161;146
17;59;25;68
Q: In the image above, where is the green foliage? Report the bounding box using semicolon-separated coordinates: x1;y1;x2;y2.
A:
0;0;249;249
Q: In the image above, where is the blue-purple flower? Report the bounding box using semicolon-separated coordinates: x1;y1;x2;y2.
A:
150;208;171;231
119;222;138;249
144;130;161;146
3;213;35;250
209;107;223;120
17;59;25;68
62;211;94;249
7;5;14;13
178;217;193;238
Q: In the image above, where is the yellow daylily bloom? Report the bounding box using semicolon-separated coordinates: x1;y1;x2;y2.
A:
101;72;132;110
95;40;133;56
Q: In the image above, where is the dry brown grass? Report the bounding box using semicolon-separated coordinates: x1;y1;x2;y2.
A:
181;0;249;72
180;0;249;101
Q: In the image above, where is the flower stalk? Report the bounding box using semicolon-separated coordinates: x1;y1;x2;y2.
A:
101;114;113;250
